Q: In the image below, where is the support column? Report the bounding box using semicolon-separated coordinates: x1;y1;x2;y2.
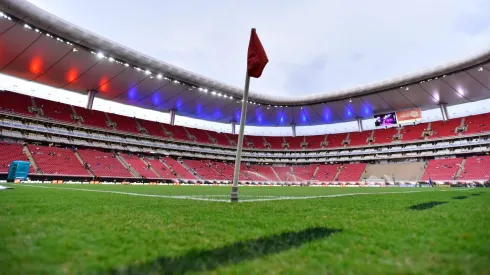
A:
231;121;236;135
169;109;176;126
86;90;97;110
357;117;363;132
291;123;296;137
439;103;448;121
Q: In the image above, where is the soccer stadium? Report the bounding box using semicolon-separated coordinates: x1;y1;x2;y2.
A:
1;0;489;274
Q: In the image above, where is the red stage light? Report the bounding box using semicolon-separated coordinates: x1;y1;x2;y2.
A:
29;57;43;74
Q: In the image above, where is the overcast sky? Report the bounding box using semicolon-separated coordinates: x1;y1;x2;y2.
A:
28;0;490;97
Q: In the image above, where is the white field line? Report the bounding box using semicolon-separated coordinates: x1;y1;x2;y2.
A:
16;184;474;203
19;185;229;202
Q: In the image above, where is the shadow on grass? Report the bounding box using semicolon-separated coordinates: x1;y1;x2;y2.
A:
452;196;468;200
106;227;341;274
471;193;482;196
408;201;447;211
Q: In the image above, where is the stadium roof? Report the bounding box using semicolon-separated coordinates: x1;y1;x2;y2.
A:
1;0;490;126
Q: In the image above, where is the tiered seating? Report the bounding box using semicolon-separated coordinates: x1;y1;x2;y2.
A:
273;166;294;181
0;142;32;174
74;107;110;129
185;127;213;144
108;114;140;134
265;136;285;149
429;118;461;139
292;165;316;181
161;157;196;179
143;157;175;179
28;145;90;177
207;161;234;180
0;92;33;116
459;156;490;180
183;159;223;180
458;156;490;181
163;125;193;142
463;113;490;135
249;165;280;181
35;98;75;123
400;123;428;141
207;131;232;146
326;133;348;148
421;158;462;181
348;131;372;147
337;163;366;182
314;164;340;181
239;164;268;181
137;120;167;137
372;127;398;144
305;135;326;149
122;153;160;179
77;149;133;178
244;135;266;149
285;137;304;149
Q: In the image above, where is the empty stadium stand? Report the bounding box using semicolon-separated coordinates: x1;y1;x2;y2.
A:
429;118;461;139
421;158;463;181
77;149;134;178
73;107;110;129
0;142;32;174
108;114;140;134
122;153;160;179
458;156;490;180
337;163;366;181
35;98;76;123
28;145;90;177
372;127;398;144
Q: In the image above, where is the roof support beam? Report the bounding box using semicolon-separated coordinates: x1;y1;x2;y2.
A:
291;123;296;137
169;109;176;126
439;104;449;121
86;90;97;110
357;117;363;132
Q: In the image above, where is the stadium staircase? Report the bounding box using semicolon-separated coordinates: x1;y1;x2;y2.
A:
454;158;467;179
115;153;141;178
74;150;95;177
333;167;342;181
271;166;282;181
139;157;163;178
179;160;203;180
312;165;320;179
23;144;39;173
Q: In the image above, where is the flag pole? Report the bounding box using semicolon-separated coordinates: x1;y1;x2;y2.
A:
230;72;250;203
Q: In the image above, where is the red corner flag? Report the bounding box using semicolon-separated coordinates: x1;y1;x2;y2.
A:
247;28;268;78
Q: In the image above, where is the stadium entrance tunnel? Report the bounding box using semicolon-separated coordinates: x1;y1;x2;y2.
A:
105;227;342;274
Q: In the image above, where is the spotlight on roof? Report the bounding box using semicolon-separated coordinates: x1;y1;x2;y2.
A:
157;74;162;79
145;70;151;75
478;67;483;72
124;63;129;67
23;24;32;29
406;87;409;91
108;57;114;62
211;91;217;95
348;98;352;103
96;52;105;59
72;48;78;52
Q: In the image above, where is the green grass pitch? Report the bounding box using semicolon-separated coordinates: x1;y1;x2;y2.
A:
0;184;489;274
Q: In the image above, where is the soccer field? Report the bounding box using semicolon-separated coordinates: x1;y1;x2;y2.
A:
1;184;489;274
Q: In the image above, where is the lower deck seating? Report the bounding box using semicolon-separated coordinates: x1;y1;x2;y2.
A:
28;145;90;177
337;163;366;181
314;164;340;181
122;153;160;179
458;156;490;180
0;142;33;174
421;158;462;181
77;149;134;178
161;157;196;180
273;166;294;181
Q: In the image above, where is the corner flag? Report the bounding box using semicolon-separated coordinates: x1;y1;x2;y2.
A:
247;29;269;78
230;28;268;202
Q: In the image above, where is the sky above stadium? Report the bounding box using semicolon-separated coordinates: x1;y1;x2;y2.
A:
28;0;490;97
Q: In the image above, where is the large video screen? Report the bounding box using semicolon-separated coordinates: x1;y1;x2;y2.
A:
374;112;397;127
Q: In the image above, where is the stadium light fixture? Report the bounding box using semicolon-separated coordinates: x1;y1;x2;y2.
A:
124;63;129;67
478;67;483;72
157;74;162;79
145;70;151;75
406;87;409;91
211;91;217;95
108;57;114;62
97;52;105;59
24;24;32;29
72;48;78;52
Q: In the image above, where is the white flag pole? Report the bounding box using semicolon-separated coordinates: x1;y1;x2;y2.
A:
230;72;250;203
